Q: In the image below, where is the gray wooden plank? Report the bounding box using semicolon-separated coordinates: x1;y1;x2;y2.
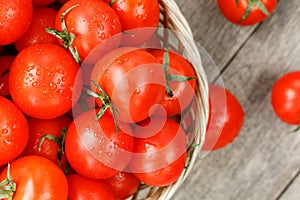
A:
278;172;300;200
175;1;300;200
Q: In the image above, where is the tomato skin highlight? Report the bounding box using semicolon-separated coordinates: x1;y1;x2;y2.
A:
0;155;68;200
9;43;82;119
67;174;115;200
217;0;277;26
202;84;244;151
0;96;29;166
271;71;300;125
0;0;33;45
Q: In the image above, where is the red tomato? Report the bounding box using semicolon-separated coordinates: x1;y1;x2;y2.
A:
9;43;82;119
14;7;58;52
130;118;187;187
217;0;277;26
67;174;115;200
0;55;15;96
0;155;68;199
150;50;197;116
271;71;300;125
202;84;244;151
22;115;71;170
0;97;29;166
108;0;160;46
91;47;166;123
105;172;140;200
33;0;55;6
53;0;122;62
65;110;134;179
0;0;33;45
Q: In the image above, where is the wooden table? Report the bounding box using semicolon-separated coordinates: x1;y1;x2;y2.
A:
174;1;300;199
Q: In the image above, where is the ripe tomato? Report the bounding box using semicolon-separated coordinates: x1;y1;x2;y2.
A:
150;49;197;117
202;84;244;151
271;71;300;125
0;55;15;96
22;115;71;169
108;0;160;46
65;109;134;179
0;0;33;45
105;172;140;200
9;43;82;119
0;97;29;166
52;0;122;62
67;174;115;200
0;155;68;199
130;118;187;187
33;0;55;6
14;7;58;52
217;0;277;26
91;47;166;123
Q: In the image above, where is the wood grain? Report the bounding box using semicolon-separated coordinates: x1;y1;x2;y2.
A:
175;1;300;200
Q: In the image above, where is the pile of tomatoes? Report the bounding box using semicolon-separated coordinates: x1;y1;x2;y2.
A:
0;0;207;199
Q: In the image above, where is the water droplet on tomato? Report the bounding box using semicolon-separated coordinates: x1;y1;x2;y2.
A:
1;128;8;135
49;82;57;90
0;22;4;29
135;88;141;94
3;138;11;145
105;152;113;157
32;82;39;87
62;77;67;82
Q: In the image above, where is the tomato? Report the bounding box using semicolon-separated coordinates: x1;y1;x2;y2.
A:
9;43;82;119
150;49;197;117
51;0;122;62
67;174;115;200
271;71;300;125
0;155;68;199
0;97;29;166
14;7;58;52
130;118;187;187
0;55;15;96
107;0;160;46
217;0;277;26
33;0;55;6
0;0;33;45
91;47;166;123
105;172;140;200
65;109;134;179
202;84;244;151
22;115;71;170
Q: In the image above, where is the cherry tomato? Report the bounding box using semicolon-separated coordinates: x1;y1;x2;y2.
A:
91;47;166;123
52;0;122;62
67;174;115;200
65;109;134;179
202;84;244;151
217;0;277;26
108;0;160;46
105;172;140;200
0;155;68;199
0;97;29;166
0;55;15;96
130;118;187;187
33;0;55;6
0;0;33;45
271;71;300;125
150;49;197;116
9;43;82;119
14;7;58;52
22;115;71;170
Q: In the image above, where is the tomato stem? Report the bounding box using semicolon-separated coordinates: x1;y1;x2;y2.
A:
0;163;16;200
1;69;9;77
239;0;270;23
87;80;120;133
109;0;116;6
46;4;81;64
235;0;239;6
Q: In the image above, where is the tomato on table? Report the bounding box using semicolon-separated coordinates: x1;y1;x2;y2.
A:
0;0;33;45
202;84;244;151
0;96;29;166
9;43;82;119
0;155;68;199
271;71;300;125
217;0;277;26
0;55;15;96
67;174;115;200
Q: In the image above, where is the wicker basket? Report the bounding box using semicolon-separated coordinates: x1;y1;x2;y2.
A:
129;0;210;199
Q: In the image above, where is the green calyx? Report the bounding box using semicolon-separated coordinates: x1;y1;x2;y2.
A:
238;0;270;23
109;0;116;6
87;80;120;133
0;164;16;200
46;4;81;64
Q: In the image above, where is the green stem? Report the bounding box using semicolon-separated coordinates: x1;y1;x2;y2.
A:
239;0;270;23
0;164;16;200
109;0;116;6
